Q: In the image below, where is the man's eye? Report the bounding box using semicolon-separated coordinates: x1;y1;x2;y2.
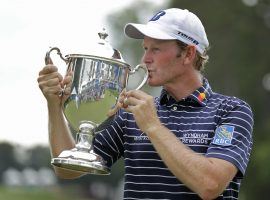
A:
153;48;160;52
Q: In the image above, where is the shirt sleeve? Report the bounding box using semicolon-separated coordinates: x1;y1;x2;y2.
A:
206;98;254;178
93;110;125;168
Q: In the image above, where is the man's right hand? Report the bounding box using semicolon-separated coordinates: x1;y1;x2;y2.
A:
37;64;73;107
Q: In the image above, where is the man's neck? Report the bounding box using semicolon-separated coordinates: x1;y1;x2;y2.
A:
164;72;203;101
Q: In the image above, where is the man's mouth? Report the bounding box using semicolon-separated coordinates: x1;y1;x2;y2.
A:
148;68;154;73
147;70;154;78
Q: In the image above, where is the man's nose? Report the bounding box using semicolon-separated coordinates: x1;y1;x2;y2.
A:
142;51;152;64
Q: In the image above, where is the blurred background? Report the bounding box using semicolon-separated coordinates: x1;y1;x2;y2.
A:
0;0;270;199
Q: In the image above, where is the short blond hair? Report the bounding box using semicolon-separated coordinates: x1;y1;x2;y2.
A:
176;40;209;72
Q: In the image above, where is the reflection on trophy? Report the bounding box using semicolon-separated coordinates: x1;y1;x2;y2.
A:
45;28;148;175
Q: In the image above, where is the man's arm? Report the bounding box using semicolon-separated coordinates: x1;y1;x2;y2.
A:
146;124;237;200
123;90;237;200
47;103;84;179
38;64;84;179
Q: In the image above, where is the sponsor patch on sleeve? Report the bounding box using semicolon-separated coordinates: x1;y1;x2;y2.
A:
212;125;234;146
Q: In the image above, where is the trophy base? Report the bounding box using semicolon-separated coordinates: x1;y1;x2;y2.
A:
51;148;110;175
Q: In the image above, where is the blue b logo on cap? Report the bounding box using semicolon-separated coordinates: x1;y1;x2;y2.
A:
149;11;166;21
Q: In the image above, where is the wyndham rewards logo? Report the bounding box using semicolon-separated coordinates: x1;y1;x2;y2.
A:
212;125;234;146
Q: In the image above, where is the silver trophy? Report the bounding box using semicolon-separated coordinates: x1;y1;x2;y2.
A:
45;28;148;175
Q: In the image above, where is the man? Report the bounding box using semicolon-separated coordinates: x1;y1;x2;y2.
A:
38;8;253;200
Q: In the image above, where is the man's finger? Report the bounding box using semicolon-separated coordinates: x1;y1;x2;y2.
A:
39;65;58;75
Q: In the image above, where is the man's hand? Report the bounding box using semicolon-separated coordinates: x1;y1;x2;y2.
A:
107;89;127;117
37;64;73;107
122;90;162;133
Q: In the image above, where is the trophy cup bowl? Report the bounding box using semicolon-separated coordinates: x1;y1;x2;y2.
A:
45;29;148;175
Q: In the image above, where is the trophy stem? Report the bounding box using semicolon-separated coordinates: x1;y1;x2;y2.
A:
75;121;95;151
51;121;110;175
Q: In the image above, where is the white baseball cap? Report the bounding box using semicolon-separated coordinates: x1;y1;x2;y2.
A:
124;8;209;55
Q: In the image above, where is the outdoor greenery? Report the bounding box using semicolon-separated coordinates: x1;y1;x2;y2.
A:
0;0;269;200
0;142;124;199
0;186;70;200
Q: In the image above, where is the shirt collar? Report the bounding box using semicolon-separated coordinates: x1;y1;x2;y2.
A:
159;78;213;107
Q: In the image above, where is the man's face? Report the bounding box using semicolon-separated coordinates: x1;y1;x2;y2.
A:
142;37;187;87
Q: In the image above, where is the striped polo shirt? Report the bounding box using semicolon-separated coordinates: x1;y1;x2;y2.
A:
94;78;254;200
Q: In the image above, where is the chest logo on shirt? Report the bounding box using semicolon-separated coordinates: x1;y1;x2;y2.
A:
182;133;209;144
134;132;149;141
212;125;234;146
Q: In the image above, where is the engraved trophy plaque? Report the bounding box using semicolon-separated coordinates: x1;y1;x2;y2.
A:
45;28;148;175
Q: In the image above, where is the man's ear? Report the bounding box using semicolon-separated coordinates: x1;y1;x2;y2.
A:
183;45;196;65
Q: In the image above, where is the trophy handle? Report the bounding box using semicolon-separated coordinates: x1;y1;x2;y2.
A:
45;47;68;65
45;47;69;96
128;64;149;90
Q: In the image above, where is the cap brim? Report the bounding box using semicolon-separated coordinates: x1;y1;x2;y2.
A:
124;23;175;40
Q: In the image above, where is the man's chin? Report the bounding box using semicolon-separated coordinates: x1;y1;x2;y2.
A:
147;80;162;87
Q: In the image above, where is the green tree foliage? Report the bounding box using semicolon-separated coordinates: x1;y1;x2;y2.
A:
0;142;21;180
26;145;51;169
105;1;168;66
169;1;270;199
105;0;270;199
